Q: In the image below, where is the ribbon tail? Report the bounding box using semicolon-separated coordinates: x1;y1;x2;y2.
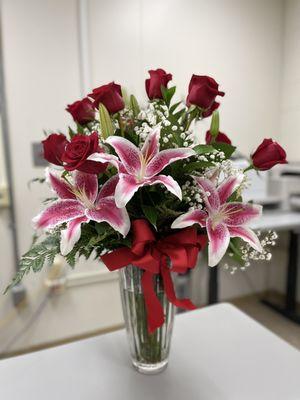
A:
161;260;197;311
141;271;165;334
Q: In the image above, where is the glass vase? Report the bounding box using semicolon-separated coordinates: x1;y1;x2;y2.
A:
119;265;175;374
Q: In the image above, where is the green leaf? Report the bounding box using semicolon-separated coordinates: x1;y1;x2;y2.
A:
169;101;181;114
210;110;219;137
161;85;176;106
183;160;214;173
99;103;114;139
68;126;76;139
95;222;108;235
130;94;140;117
121;87;130;108
141;205;158;228
193;144;215;155
212;142;236;158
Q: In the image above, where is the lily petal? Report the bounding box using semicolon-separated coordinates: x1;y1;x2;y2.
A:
193;177;220;211
60;216;89;256
106;136;141;175
222;203;262;226
33;200;85;229
46;169;75;200
207;218;230;266
145;148;195;177
148;175;182;200
171;209;207;229
98;175;119;200
86;196;130;237
87;152;121;171
114;173;144;208
218;174;244;204
228;226;263;253
74;171;98;203
141;127;160;161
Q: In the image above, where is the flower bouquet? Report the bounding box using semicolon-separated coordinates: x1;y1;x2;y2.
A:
7;69;287;374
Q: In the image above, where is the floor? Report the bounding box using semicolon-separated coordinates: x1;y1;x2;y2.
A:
230;292;300;350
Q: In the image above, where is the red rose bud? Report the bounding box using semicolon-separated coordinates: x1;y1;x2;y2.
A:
89;82;124;114
62;131;107;174
66;97;95;125
202;101;220;118
186;75;225;111
42;133;68;166
251;139;287;171
206;131;232;145
145;68;172;100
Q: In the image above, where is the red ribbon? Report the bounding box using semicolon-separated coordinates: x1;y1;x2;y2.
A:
101;219;207;333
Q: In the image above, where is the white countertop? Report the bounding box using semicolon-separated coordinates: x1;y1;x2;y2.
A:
251;210;300;231
0;303;299;400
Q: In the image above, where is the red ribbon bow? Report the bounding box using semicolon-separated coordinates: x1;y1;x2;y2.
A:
101;219;207;333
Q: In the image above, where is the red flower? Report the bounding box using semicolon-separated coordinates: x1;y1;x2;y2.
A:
42;133;68;166
89;82;124;114
66;97;95;125
145;68;172;100
186;75;225;111
251;139;287;171
202;101;220;118
205;131;232;145
62;132;107;174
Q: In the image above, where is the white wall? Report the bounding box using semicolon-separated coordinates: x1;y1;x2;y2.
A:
280;0;300;161
0;0;291;353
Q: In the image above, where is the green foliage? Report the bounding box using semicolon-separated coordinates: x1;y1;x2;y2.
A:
130;94;140;117
99;103;114;139
209;110;219;138
193;144;215;155
142;205;158;228
4;233;60;293
212;142;236;158
161;85;176;107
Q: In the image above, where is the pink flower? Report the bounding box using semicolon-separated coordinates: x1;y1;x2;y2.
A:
88;128;195;208
171;175;262;266
33;169;130;255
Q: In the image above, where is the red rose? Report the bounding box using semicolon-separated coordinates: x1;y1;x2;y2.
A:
205;131;232;145
202;101;220;118
145;68;172;100
251;139;287;171
89;82;124;114
186;75;225;111
66;97;95;125
42;133;68;166
62;132;107;174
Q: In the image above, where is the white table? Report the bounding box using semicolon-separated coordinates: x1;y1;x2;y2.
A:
0;304;299;400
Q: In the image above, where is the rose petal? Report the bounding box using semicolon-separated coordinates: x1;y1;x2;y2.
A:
145;148;195;177
171;209;207;229
86;196;130;237
222;202;262;226
228;226;262;253
148;175;182;200
33;200;85;230
60;216;89;256
106;136;141;175
207;218;230;267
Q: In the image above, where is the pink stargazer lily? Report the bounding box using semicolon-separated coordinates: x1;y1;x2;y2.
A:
88;128;195;208
171;175;262;266
33;169;130;256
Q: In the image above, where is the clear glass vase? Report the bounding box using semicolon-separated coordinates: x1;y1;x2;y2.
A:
119;265;175;374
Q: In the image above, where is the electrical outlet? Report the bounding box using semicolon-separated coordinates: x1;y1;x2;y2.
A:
11;284;27;308
32;142;48;167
